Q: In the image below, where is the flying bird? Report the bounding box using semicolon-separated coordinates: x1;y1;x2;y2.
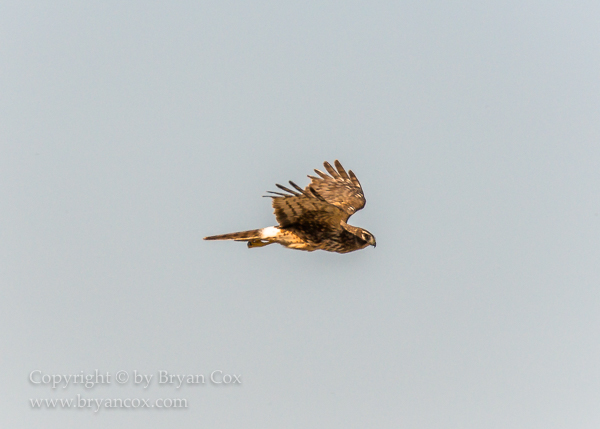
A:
204;160;376;253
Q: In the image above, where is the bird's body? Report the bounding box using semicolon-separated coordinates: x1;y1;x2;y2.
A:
204;160;376;253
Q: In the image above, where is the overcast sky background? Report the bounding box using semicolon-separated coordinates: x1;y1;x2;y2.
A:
2;1;599;428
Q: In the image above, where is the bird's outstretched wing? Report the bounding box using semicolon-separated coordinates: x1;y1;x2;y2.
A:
266;181;346;228
305;160;365;219
265;160;366;227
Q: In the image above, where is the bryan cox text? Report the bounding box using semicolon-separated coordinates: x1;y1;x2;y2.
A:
158;370;241;388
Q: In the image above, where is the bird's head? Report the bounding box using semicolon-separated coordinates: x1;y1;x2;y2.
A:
359;229;377;248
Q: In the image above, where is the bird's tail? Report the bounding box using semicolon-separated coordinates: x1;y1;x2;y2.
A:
203;229;262;242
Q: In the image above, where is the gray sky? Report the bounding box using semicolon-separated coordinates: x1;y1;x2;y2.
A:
2;1;599;428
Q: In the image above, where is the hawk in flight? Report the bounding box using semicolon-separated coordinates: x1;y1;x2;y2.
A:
204;160;376;253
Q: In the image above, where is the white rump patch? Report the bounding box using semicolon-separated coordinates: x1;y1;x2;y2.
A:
261;226;279;239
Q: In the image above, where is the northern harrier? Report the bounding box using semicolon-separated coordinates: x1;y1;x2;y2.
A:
204;160;376;253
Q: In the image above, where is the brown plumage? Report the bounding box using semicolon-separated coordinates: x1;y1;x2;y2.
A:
204;160;376;253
